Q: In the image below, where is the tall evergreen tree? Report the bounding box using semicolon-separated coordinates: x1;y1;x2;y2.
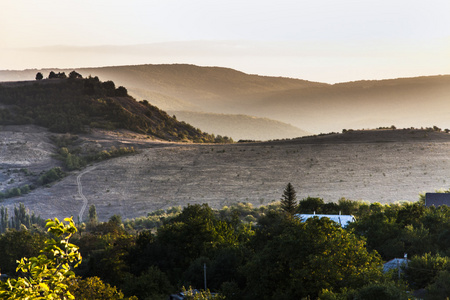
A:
281;182;298;215
10;203;31;230
1;206;8;233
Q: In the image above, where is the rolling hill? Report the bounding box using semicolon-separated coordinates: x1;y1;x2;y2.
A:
0;74;448;220
1;64;449;136
1;125;450;221
0;75;229;143
0;65;323;140
167;111;310;141
0;64;326;112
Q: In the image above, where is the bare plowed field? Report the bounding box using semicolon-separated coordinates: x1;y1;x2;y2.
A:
2;127;450;221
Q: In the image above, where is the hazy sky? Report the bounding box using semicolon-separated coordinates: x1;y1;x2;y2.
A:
1;0;449;83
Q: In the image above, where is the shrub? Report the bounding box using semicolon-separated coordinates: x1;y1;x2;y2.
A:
353;282;408;300
38;167;65;185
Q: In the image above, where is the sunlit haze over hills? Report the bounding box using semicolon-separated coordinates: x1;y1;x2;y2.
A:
4;3;450;297
1;0;449;83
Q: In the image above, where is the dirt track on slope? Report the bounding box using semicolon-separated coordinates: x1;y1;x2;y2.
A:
3;127;450;221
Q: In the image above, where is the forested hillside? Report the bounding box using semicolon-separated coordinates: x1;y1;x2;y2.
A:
0;73;231;143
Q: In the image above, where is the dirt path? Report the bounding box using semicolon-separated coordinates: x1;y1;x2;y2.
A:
77;166;97;222
6;128;450;221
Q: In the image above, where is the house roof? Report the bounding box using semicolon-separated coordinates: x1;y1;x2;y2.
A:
295;214;356;227
383;258;409;273
425;193;450;207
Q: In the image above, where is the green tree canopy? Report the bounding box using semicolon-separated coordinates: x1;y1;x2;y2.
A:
298;196;325;213
68;71;82;80
242;217;382;299
0;229;47;276
88;204;98;224
156;204;241;268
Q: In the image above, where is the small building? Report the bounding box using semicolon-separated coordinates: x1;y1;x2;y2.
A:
383;257;409;273
295;213;356;228
425;193;450;207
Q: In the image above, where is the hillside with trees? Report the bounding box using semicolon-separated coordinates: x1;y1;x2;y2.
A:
0;72;231;143
1;64;449;135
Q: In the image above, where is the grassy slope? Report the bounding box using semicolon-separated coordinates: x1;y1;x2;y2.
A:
76;64;327;110
1;65;450;134
255;75;450;132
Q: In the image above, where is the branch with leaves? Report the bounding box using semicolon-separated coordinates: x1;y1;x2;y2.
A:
0;217;81;300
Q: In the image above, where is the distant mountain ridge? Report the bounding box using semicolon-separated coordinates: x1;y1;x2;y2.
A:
66;64;328;113
0;64;325;111
168;111;310;141
1;65;449;135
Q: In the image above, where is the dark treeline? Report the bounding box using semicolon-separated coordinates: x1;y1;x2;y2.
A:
4;194;450;299
0;72;232;143
0;203;46;233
